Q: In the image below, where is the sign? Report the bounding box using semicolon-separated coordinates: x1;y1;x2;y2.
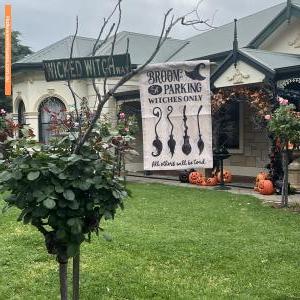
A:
43;54;131;82
139;60;213;171
5;4;11;96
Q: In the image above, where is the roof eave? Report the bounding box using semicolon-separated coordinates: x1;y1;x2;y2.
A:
248;5;300;48
211;50;276;88
12;62;43;72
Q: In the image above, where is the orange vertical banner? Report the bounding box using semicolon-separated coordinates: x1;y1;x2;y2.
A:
5;4;12;96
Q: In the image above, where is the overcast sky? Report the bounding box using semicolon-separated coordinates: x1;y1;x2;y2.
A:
1;0;285;52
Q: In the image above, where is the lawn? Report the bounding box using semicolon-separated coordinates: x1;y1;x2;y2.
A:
1;183;300;299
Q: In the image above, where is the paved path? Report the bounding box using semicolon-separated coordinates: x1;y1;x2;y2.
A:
127;175;300;205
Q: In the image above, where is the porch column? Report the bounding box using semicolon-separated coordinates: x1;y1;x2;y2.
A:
25;112;39;140
289;157;300;190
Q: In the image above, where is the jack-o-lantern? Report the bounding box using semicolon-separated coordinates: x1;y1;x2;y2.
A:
206;176;218;186
189;171;203;184
256;172;268;184
196;176;207;186
258;179;274;195
217;170;232;183
254;172;269;191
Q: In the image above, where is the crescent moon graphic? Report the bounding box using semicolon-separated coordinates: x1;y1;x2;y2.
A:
185;63;206;81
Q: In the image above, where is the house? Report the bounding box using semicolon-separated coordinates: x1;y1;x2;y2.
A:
12;0;300;187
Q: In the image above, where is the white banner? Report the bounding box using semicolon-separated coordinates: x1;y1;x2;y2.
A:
139;60;213;171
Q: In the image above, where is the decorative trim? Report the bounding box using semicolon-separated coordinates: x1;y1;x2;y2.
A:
227;68;250;85
288;33;300;48
47;88;55;95
277;77;300;88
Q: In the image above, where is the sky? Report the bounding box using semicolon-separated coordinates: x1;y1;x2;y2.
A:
1;0;285;52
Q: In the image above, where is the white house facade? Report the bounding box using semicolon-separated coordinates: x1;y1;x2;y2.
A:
12;0;300;188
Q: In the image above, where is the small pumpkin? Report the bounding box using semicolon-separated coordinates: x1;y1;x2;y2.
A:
256;172;268;184
196;176;207;186
206;176;218;186
217;170;232;183
189;171;203;184
258;179;274;195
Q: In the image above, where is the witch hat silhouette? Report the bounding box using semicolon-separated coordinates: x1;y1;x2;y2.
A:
185;63;206;81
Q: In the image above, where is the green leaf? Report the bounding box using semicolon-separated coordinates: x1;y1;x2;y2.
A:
68;201;80;210
27;171;40;181
78;181;91;191
67;218;76;226
0;171;12;182
32;206;48;218
55;184;64;193
12;170;23;180
59;173;67;180
33;190;44;199
43;198;56;209
58;200;67;208
63;189;75;201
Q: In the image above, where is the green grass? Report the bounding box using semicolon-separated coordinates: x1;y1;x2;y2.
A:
1;183;300;299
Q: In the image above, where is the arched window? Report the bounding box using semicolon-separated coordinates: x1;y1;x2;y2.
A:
17;100;26;126
38;97;66;143
17;100;26;137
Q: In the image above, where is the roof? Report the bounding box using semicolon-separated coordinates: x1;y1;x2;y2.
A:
14;1;300;68
240;48;300;71
17;35;96;63
171;3;286;61
95;31;188;65
211;48;300;86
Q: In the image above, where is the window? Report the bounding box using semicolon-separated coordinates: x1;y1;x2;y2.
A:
38;97;66;143
17;100;26;137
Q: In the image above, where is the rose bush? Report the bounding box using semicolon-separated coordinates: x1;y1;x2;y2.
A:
0;104;138;263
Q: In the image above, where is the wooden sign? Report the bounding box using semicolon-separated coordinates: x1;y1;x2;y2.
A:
43;54;131;82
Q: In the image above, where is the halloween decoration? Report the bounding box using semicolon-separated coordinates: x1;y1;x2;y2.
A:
182;105;192;155
151;107;163;157
179;170;190;183
189;171;203;184
185;63;206;81
258;179;274;195
196;176;207;186
206;176;218;186
254;172;268;191
256;172;268;183
197;105;204;155
167;106;176;157
139;60;213;171
217;169;232;183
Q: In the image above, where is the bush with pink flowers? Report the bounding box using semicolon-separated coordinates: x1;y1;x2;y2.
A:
266;98;300;146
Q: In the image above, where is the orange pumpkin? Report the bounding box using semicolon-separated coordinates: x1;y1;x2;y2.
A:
256;172;268;184
217;170;232;183
196;176;207;186
258;179;274;195
189;172;203;184
206;176;218;186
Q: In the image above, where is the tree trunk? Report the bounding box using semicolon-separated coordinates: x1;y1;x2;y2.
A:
72;252;80;300
59;261;68;300
281;142;289;207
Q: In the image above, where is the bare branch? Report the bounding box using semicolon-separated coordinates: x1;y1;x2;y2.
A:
91;0;122;55
103;0;122;96
67;16;82;138
72;0;218;154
